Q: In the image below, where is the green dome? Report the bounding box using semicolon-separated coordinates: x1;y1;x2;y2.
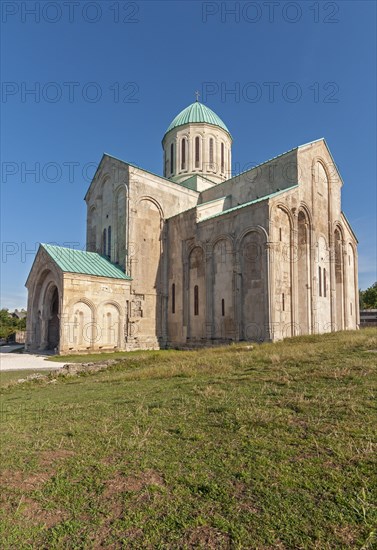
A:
164;101;231;138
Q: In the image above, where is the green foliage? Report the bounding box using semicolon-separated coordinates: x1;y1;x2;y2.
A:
0;329;376;548
0;309;26;339
360;282;377;309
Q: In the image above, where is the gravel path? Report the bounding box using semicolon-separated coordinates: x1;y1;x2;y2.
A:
0;352;61;371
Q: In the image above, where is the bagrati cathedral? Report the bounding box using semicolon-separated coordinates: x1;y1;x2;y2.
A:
26;99;359;354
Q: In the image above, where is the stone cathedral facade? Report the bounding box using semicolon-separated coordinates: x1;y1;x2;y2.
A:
26;101;359;354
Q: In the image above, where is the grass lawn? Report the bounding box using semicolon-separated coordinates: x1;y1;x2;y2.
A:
0;329;376;549
0;370;58;387
48;350;144;364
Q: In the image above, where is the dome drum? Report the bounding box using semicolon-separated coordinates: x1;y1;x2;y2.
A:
162;101;232;185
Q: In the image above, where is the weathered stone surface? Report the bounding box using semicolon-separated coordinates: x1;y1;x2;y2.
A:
25;107;359;355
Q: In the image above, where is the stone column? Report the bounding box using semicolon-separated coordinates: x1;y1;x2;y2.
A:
329;230;336;331
354;248;360;328
265;242;274;341
305;223;312;334
182;243;189;340
205;242;213;341
343;248;349;329
160;223;168;347
291;210;298;336
39;309;49;350
233;252;242;341
215;138;221;178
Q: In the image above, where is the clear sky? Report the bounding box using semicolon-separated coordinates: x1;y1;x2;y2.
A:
1;0;376;309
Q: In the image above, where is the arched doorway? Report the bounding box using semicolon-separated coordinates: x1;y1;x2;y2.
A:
47;286;60;350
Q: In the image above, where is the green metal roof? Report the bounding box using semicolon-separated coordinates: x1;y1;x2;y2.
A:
41;244;131;280
164;101;231;138
198;185;299;223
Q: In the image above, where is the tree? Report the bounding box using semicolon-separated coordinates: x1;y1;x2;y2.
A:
0;309;27;340
359;282;377;310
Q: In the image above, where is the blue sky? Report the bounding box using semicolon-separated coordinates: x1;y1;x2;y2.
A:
1;0;376;309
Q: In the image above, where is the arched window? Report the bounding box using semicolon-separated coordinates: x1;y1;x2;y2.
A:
172;283;176;314
221;298;225;316
163;150;167;176
170;143;174;174
181;139;186;170
209;138;214;166
194;285;199;316
107;226;111;259
221;142;225;172
195;137;200;168
103;228;107;256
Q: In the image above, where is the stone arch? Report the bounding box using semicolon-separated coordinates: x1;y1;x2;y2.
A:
206;131;218;173
239;229;267;342
236;225;269;250
43;282;60;350
297;208;312;335
312;158;331;222
99;300;122;349
188;245;206;340
65;296;96;314
100;174;111;193
29;267;62;351
132;197;163;292
135;195;164;220
211;236;235;340
179;134;189;172
211;233;235;251
69;299;95;351
298;201;314;243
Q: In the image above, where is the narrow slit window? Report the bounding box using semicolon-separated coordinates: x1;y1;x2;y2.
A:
194;285;199;316
209;138;214;166
319;266;322;296
350;302;353;316
221;298;225;316
195;137;200;168
170;143;174;174
107;225;111;258
172;283;175;314
279;227;282;241
323;268;326;297
282;293;285;312
181;139;186;170
103;228;107;256
221;142;225;172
